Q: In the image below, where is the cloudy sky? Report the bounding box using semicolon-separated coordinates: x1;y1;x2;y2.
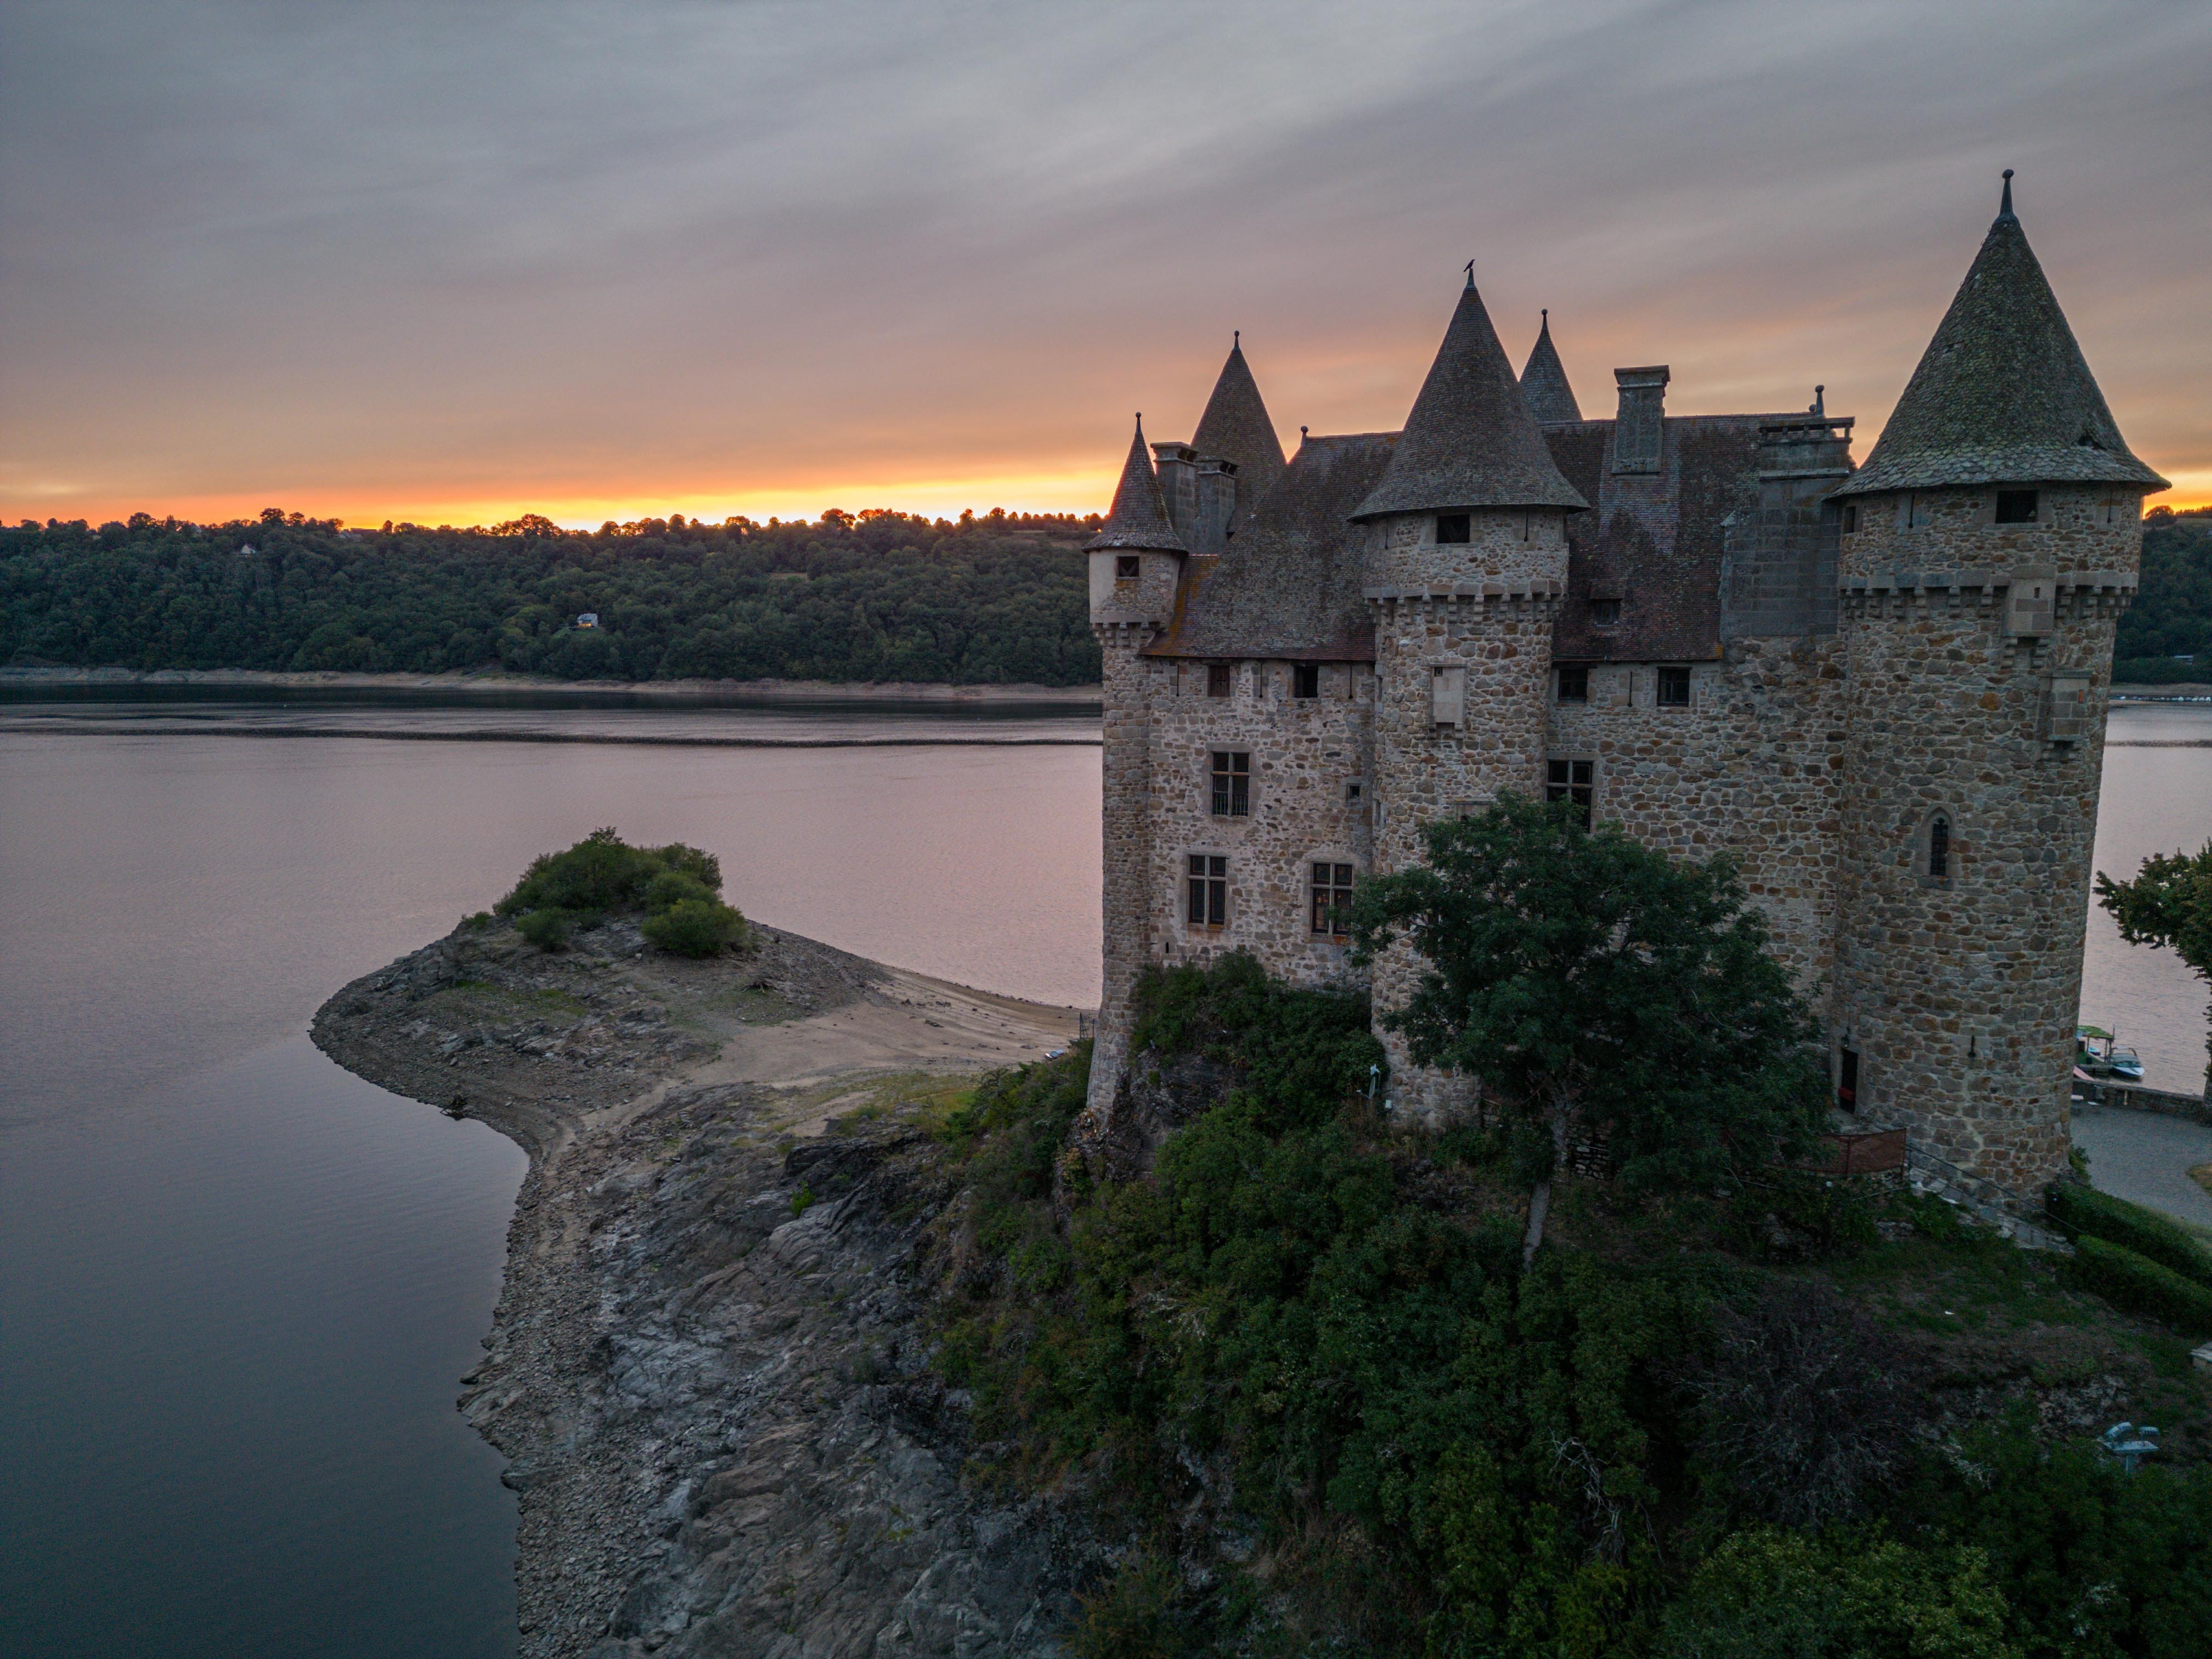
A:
4;0;2208;527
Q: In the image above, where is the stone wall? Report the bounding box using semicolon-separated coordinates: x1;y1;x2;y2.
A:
1547;635;1846;986
1831;482;2145;1200
1140;654;1375;988
1086;631;1157;1116
1365;507;1568;1116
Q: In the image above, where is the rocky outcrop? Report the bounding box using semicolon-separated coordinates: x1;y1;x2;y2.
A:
314;921;1097;1658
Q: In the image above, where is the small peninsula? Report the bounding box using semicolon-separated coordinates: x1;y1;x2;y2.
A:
313;837;1101;1656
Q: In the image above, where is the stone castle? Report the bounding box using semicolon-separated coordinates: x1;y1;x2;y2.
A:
1081;177;2168;1208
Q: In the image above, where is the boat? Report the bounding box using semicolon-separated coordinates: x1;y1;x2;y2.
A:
2076;1025;2146;1083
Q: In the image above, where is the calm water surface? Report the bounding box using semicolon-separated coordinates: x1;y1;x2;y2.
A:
0;695;1101;1659
1;691;2203;1657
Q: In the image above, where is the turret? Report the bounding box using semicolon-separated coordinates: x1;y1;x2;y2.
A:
1084;416;1187;1118
1355;276;1589;1117
1087;416;1189;631
1518;309;1583;424
1829;173;2167;1206
1189;332;1288;525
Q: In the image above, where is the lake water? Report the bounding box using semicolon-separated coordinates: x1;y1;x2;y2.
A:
0;690;1101;1659
0;689;2203;1657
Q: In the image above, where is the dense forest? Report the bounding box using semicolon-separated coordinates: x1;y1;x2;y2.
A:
0;508;1103;687
3;504;2208;688
2116;511;2212;682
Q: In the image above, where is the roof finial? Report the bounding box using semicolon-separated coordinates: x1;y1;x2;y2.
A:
1464;258;1475;289
1233;329;1239;347
1999;167;2015;222
1300;424;1308;441
1541;307;1548;324
1812;383;1825;417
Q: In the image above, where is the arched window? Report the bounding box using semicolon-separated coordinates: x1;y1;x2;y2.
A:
1928;814;1951;880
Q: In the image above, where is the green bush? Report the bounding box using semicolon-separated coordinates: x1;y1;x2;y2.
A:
1894;1414;2212;1659
495;827;724;917
1656;1528;2019;1659
516;908;571;951
2047;1182;2212;1289
1069;1550;1188;1659
641;897;746;957
2061;1235;2212;1332
1127;952;1383;1131
642;869;715;913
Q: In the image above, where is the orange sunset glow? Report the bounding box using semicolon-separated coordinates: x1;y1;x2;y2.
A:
4;4;2208;525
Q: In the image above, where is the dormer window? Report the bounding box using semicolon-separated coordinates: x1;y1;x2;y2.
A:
1995;490;2039;524
1435;513;1471;544
1116;554;1141;580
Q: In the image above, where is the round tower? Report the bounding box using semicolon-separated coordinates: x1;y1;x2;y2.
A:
1084;416;1190;1116
1351;278;1590;1115
1829;174;2168;1205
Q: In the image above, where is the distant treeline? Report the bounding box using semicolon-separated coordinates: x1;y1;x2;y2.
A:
0;508;1104;687
4;503;2208;688
2117;510;2212;682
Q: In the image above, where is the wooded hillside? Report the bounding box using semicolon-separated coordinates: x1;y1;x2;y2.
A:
0;508;1103;687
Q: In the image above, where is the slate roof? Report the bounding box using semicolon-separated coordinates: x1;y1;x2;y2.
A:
1086;417;1189;552
1142;433;1397;661
1546;416;1786;664
1835;182;2168;497
1190;338;1288;521
1351;281;1589;520
1518;309;1583;424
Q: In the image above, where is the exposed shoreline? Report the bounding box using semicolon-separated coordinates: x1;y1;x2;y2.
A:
0;664;1103;705
3;724;1103;750
311;914;1097;1657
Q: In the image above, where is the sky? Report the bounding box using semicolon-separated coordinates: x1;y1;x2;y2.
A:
4;0;2209;529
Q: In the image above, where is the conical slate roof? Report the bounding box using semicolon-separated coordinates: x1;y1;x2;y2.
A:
1086;417;1189;551
1351;280;1589;520
1835;177;2168;497
1518;309;1583;424
1190;336;1287;514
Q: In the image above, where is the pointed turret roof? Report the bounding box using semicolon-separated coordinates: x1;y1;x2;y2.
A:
1190;335;1287;510
1351;279;1589;520
1085;416;1189;551
1518;309;1583;424
1836;174;2167;497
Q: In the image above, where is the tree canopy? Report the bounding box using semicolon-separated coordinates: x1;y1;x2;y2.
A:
2096;837;2212;1090
0;507;1102;687
1345;793;1830;1259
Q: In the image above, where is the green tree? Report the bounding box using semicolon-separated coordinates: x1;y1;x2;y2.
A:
1345;794;1827;1263
2096;839;2212;1092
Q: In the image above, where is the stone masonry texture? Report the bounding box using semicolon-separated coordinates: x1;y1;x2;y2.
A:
1079;198;2160;1208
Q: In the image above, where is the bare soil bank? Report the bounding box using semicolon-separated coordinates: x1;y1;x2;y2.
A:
3;665;1102;704
313;917;1102;1658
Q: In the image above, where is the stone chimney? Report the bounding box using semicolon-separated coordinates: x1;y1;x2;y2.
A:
1612;366;1670;475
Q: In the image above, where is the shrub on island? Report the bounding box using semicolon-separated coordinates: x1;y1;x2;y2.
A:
642;896;747;958
492;828;747;956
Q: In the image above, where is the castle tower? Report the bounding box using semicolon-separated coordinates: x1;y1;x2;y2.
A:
1352;279;1590;1113
1189;334;1289;526
1518;309;1583;424
1828;174;2168;1204
1085;417;1190;1114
